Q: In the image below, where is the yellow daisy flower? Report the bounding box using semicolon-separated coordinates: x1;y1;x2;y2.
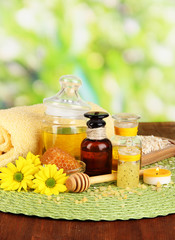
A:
18;152;41;167
33;164;68;196
18;152;41;174
0;158;36;192
26;152;41;167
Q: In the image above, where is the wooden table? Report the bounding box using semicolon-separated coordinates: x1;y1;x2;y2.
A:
0;122;175;240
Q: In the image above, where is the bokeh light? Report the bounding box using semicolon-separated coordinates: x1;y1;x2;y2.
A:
0;0;175;121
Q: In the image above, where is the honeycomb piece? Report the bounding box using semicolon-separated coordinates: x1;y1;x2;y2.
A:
41;147;80;170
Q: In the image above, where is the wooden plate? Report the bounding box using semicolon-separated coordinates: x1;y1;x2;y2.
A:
141;137;175;166
112;137;175;170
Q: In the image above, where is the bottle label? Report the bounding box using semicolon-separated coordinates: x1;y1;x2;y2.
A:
114;126;138;136
86;127;107;140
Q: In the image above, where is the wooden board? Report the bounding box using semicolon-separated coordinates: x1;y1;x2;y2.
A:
112;137;175;170
141;137;175;166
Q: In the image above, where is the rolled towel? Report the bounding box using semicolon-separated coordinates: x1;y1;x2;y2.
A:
0;102;114;167
0;104;45;167
0;127;13;152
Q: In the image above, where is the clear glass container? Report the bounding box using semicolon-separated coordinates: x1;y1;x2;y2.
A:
41;75;90;159
111;113;142;172
64;160;86;175
117;146;141;188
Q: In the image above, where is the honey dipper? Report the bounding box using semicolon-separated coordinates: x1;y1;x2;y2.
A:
66;170;144;193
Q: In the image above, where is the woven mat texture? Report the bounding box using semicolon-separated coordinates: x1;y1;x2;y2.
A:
0;157;175;221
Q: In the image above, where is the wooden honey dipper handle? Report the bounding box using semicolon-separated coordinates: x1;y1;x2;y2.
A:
66;172;116;193
91;169;144;184
90;170;144;185
89;173;117;185
66;170;145;193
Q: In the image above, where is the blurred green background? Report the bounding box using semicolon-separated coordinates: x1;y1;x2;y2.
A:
0;0;175;121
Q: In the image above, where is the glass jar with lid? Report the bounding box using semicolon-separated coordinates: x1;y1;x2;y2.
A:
41;75;90;159
111;113;142;172
117;146;140;188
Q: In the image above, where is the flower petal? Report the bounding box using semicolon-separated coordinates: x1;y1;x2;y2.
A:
6;163;17;172
16;159;24;171
0;167;14;175
56;184;67;192
43;167;50;178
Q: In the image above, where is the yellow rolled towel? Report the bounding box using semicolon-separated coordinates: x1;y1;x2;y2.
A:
0;104;45;167
0;102;114;167
0;127;13;152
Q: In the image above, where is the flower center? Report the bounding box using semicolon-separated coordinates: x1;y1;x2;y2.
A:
45;178;56;188
14;172;23;182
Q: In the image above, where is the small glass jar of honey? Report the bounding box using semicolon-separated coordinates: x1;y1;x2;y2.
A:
41;75;90;159
111;113;142;172
117;146;141;188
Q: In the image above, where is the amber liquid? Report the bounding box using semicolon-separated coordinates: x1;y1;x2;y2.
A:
42;126;86;159
112;145;118;172
81;139;112;176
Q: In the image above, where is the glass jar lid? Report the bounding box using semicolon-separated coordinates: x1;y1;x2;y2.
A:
113;113;140;130
44;75;90;119
112;113;140;122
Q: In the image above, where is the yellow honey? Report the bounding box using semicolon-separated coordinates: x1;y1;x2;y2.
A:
112;145;118;173
42;126;86;159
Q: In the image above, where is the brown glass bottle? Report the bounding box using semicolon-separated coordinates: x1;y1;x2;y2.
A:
81;112;112;176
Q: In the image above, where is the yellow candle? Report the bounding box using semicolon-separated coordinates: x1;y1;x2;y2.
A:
143;168;171;185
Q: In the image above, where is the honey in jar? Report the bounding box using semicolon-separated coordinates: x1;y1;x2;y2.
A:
111;113;142;172
42;75;90;159
42;126;86;159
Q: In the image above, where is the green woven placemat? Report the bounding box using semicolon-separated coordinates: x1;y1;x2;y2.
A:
0;157;175;221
